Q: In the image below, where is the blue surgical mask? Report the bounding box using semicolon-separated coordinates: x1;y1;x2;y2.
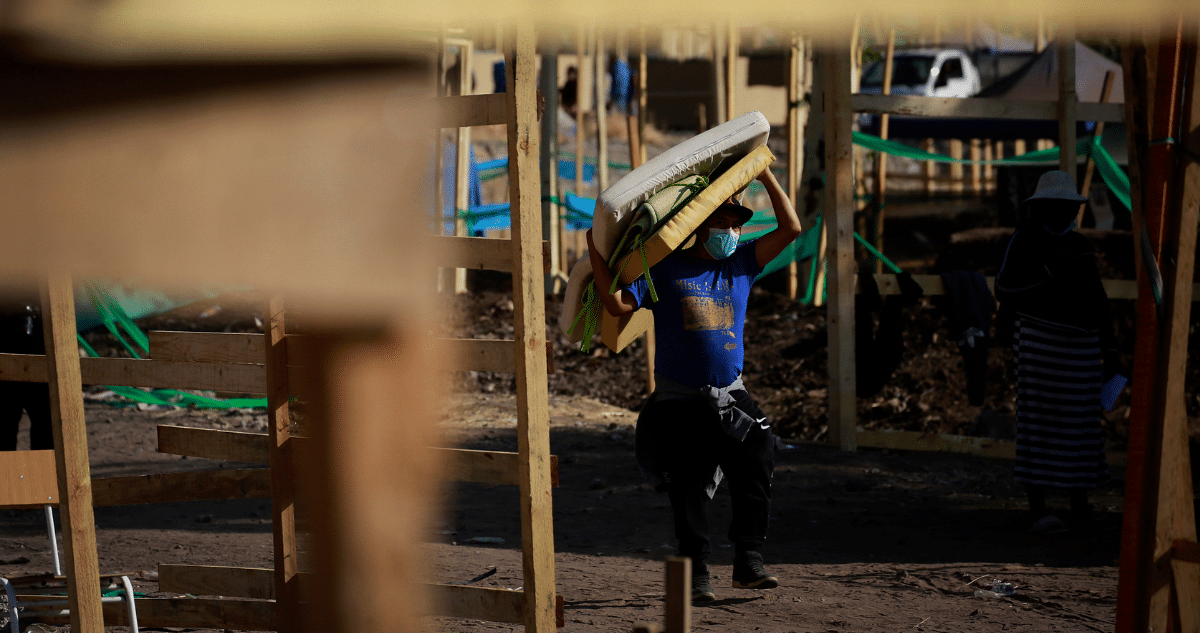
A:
704;228;739;260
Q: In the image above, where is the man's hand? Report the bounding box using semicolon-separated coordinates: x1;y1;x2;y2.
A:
587;229;638;317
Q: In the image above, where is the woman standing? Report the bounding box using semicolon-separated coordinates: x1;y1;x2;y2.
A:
996;170;1119;532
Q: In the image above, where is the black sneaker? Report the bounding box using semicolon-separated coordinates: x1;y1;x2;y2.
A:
691;572;717;602
731;551;778;589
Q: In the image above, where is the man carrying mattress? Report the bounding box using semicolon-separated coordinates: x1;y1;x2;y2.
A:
586;167;801;602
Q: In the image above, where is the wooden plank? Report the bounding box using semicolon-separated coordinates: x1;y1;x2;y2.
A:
0;449;58;508
824;43;857;451
264;297;300;633
437;448;559;488
856;430;1016;460
157;425;269;463
40;271;103;633
850;93;1125;122
540;49;562;289
436;93;509;128
506;24;558;633
34;597;275;631
0;354;266;392
148;331;265;364
873;29;896;275
445;338;555;374
664;556;691;633
595;28;609;192
90;468;271;506
158;564;274;600
432;235;552;274
429;583;525;623
786;34;803;299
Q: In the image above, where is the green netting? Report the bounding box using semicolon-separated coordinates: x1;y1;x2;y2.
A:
80;287;267;410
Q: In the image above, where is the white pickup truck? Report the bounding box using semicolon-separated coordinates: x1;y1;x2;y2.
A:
859;49;982;98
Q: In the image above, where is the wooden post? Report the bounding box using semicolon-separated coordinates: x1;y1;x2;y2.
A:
264;297;299;633
786;34;803;298
1036;14;1047;53
1058;27;1078;179
822;43;857;451
540;48;563;292
1115;19;1196;633
1014;138;1027;157
576;23;589;198
454;41;474;294
40;271;103;633
664;557;691;633
595;28;609;193
506;23;558;633
726;21;737;120
873;28;895;275
984;140;995;194
436;28;450;293
1076;70;1116;227
949;139;964;194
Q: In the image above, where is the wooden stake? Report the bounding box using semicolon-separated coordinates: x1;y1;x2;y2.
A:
823;43;857;451
627;113;655;396
726;21;737;120
949;139;964;194
540;48;562;292
1058;26;1078;178
969;139;982;194
664;557;691;633
506;24;558;633
711;24;726;126
638;26;649;165
40;271;103;633
454;41;474;294
265;297;299;633
1077;70;1116;227
873;27;895;275
595;28;609;193
576;23;589;198
923;138;936;195
786;34;803;298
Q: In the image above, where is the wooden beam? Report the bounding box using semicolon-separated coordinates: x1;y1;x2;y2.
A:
856;430;1016;460
786;34;803;299
873;28;896;276
506;23;558;633
595;28;609;192
850;93;1125;122
436;447;559;488
429;583;525;623
432;235;552;274
157;425;269;463
34;597;275;631
823;42;857;451
0;354;267;393
436;93;509;128
90;468;271;506
0;449;58;508
148;331;264;364
158;564;274;600
444;338;555;373
40;271;103;633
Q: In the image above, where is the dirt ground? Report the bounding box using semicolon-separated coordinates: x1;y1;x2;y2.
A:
1;390;1124;633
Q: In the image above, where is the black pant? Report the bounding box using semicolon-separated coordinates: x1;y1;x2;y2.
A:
644;396;774;564
0;381;53;451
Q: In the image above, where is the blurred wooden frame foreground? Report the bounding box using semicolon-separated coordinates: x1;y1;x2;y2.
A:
0;51;452;633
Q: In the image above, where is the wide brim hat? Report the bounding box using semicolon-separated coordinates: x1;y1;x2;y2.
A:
1026;170;1088;203
715;202;755;225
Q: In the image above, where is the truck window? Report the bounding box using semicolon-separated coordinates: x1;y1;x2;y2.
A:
861;55;935;89
934;58;964;88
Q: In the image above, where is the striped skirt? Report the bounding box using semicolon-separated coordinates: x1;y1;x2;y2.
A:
1013;315;1109;489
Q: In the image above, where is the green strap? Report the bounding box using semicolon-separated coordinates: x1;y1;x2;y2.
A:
638;239;659;303
566;281;600;354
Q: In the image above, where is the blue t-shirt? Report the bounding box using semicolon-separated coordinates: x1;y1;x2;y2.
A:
625;241;760;389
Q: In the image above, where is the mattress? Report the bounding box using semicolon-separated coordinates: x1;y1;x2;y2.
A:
559;111;771;345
